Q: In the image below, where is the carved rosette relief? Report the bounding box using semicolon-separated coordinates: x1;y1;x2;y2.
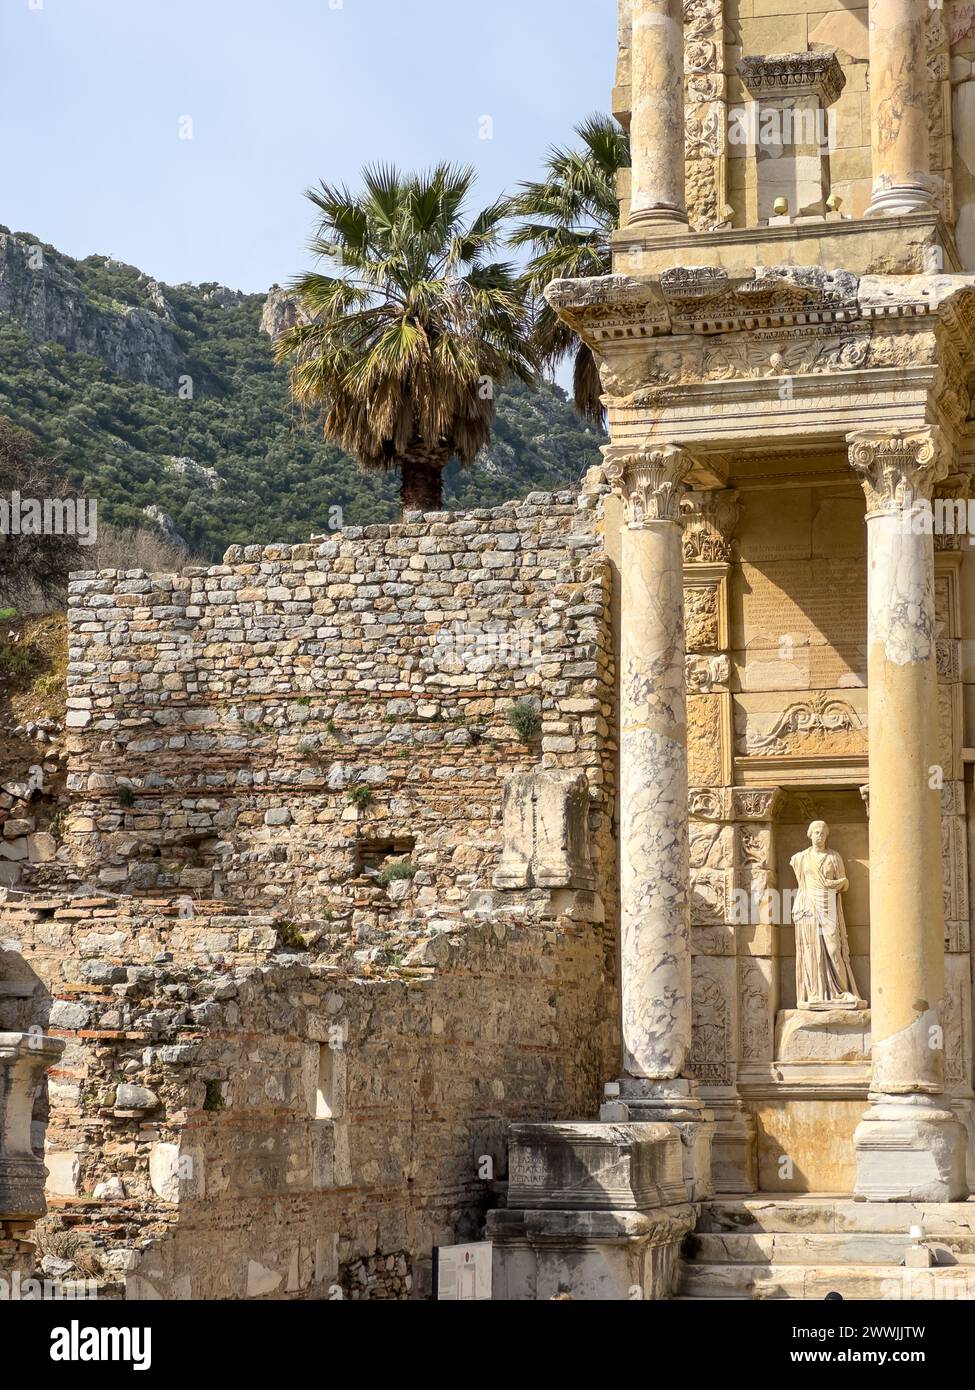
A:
604;444;693;524
847;427;948;516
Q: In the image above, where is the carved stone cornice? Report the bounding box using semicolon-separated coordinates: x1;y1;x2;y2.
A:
738;51;846;107
846;427;949;515
681;488;739;562
604;444;694;524
546;267;858;348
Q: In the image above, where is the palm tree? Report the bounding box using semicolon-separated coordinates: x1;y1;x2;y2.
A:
507;114;629;426
277;164;537;514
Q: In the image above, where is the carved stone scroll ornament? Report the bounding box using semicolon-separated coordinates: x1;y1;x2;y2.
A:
748;693;865;756
847;427;948;515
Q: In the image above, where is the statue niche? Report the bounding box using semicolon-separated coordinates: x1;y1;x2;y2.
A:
790;820;865;1011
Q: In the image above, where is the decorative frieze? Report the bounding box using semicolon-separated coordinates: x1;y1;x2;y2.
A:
746;694;865;757
689;968;734;1085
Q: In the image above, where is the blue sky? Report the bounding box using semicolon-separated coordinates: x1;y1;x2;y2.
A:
1;0;617;292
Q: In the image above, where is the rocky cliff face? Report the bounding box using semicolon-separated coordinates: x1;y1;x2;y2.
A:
260;286;310;340
0;232;184;389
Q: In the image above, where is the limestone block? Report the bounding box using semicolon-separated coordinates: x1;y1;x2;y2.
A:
114;1083;160;1116
854;1100;968;1202
26;834;56;864
148;1142;182;1203
808;10;868;61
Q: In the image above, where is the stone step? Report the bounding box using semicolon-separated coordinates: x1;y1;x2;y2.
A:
678;1260;975;1301
687;1231;975;1264
697;1195;975;1238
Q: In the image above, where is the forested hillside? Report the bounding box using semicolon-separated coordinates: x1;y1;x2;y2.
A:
0;227;604;560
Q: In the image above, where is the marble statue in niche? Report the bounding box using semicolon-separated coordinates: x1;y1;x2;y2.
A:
790;821;865;1010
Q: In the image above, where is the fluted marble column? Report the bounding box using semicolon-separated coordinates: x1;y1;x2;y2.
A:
629;0;688;228
847;428;967;1200
865;0;934;215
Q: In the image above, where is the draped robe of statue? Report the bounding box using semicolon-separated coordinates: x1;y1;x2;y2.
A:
790;826;864;1010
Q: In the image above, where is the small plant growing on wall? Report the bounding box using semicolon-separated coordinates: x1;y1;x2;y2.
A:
118;785;136;808
375;858;417;889
507;700;542;742
348;784;373;811
278;920;308;951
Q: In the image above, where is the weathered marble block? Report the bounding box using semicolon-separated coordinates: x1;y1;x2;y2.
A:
491;1121;695;1300
506;1121;686;1211
776;1009;871;1064
487;1204;695;1302
494;769;595;892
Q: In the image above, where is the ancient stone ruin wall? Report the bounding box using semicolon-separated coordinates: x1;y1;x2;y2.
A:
1;887;617;1300
58;491;618;936
0;488;624;1299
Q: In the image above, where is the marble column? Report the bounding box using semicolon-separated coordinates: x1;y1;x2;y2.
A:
629;0;688;229
847;427;968;1200
601;445;712;1200
865;0;935;216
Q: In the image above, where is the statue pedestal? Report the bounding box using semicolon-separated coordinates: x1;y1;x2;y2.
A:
775;1009;871;1065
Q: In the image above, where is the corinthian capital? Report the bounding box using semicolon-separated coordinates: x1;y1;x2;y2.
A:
846;427;949;515
604;444;693;524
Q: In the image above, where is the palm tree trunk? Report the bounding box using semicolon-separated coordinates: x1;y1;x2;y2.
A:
399;449;448;515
